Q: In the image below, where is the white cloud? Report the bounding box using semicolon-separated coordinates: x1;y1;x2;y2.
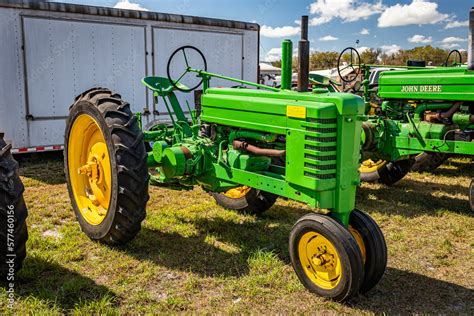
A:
319;35;338;41
378;0;448;28
360;28;370;35
309;0;384;26
261;25;300;38
264;48;282;62
445;20;469;29
408;35;432;44
381;44;401;55
442;43;460;49
357;46;371;53
441;37;466;44
114;0;149;11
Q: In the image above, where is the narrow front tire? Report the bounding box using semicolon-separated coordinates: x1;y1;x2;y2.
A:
289;213;364;302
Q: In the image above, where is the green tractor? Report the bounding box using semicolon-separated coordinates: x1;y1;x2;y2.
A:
0;133;28;280
338;8;474;210
64;21;387;301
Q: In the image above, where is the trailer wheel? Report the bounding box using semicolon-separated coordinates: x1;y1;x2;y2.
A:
210;187;277;215
469;179;474;212
65;88;149;245
0;135;28;279
289;213;364;302
348;210;387;294
411;152;448;172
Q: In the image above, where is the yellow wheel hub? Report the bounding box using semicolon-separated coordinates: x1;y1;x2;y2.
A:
298;232;342;290
68;114;112;226
223;186;252;199
359;159;387;173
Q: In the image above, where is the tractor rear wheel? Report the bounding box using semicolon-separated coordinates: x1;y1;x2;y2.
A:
359;159;387;183
348;210;387;294
0;135;28;279
289;213;364;302
377;159;415;186
411;152;448;172
360;159;414;185
469;179;474;212
64;88;149;245
210;187;277;215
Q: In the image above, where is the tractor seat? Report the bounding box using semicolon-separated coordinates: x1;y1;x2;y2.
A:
142;77;190;96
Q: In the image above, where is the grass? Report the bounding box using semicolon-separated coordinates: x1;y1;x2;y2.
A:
0;153;473;314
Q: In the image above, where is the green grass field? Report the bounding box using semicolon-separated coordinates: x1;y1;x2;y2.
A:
1;153;473;314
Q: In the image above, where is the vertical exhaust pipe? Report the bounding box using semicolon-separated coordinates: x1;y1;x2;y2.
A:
297;16;310;92
281;39;293;90
469;7;474;70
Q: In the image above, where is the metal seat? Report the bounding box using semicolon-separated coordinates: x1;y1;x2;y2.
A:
141;77;190;96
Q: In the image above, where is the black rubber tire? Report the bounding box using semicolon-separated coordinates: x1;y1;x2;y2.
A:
210;188;277;215
378;159;415;186
349;210;387;294
469;179;474;212
411;152;448;172
289;213;364;302
64;88;149;245
0;135;28;279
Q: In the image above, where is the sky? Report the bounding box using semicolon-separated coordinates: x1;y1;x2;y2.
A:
51;0;473;62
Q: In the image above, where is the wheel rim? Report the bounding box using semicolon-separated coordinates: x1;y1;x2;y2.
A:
349;225;366;263
68;114;112;226
359;159;387;173
298;232;342;290
223;186;252;199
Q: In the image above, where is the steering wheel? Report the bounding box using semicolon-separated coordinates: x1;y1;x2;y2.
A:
444;49;462;67
167;46;208;92
337;47;361;83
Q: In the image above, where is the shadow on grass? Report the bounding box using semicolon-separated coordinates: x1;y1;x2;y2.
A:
121;205;308;277
355;267;473;314
358;177;472;216
7;256;118;311
16;152;66;185
429;157;473;178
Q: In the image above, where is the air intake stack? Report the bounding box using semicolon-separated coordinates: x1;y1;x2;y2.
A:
297;16;310;92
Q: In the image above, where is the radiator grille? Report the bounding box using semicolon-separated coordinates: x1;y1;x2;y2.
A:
303;119;338;180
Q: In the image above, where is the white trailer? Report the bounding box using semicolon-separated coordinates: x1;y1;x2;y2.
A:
0;1;259;153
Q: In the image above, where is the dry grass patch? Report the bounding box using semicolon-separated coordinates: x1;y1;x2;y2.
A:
0;153;472;314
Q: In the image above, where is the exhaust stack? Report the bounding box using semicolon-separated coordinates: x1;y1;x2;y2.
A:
297;16;310;92
469;7;474;70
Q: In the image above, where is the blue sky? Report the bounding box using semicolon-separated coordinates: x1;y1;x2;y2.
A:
52;0;472;61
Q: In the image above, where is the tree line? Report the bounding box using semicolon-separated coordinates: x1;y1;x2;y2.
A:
271;45;468;71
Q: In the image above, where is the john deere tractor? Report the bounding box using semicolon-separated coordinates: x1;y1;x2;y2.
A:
0;133;28;280
64;18;387;302
338;8;474;211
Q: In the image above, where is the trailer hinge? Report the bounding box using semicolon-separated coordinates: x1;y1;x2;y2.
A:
142;108;150;116
25;114;34;121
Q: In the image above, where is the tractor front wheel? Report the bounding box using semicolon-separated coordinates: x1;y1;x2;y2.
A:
0;135;28;279
348;210;387;294
210;187;277;215
289;213;364;302
64;88;149;245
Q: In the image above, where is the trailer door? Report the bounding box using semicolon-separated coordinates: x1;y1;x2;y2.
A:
22;17;147;146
